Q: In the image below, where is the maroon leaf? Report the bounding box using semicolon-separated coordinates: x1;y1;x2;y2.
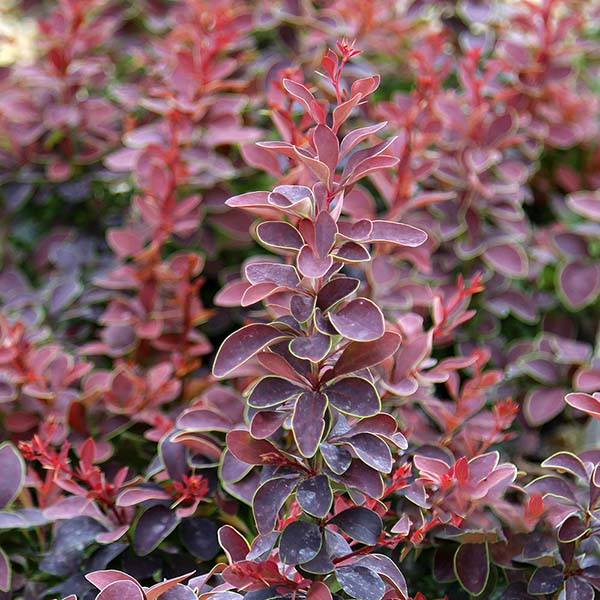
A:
292;392;327;458
329;299;385;342
325;377;380;417
213;324;290;378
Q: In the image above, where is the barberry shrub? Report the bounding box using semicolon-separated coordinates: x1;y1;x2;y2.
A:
1;1;600;600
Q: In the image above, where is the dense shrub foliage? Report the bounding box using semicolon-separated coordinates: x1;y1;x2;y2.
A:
2;1;600;599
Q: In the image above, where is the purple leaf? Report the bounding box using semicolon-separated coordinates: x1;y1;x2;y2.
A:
133;504;179;555
344;433;393;473
253;476;299;534
325;377;380;417
86;570;139;590
292;392;327;458
329;299;385;342
256;221;304;250
367;220;427;247
249;410;287;439
523;387;567;426
279;520;322;565
298;245;333;278
0;547;9;593
340;122;387;158
245;262;300;288
180;517;218;560
314;125;339;176
177;408;231;432
454;543;490;596
335;242;370;262
317;277;360;312
356;555;408;598
565;577;594;600
558;262;600;310
213;324;290;378
289;332;331;362
558;515;588;543
329;507;382;545
290;295;315;322
226;430;285;465
0;443;24;509
247;376;302;409
218;525;250;563
116;487;171;507
335;461;384;498
565;392;600;418
483;244;528;278
320;442;352;475
527;568;564;595
331;332;401;377
336;566;385;600
567;191;600;221
297;475;333;518
541;452;588;480
96;581;145;600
